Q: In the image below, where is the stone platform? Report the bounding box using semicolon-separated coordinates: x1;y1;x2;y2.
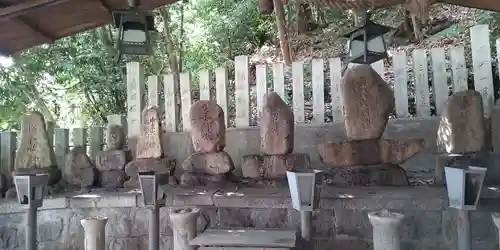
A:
1;185;500;250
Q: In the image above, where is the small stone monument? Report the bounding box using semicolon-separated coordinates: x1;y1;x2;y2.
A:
241;92;310;180
436;90;488;183
180;101;235;186
317;65;424;186
6;112;61;197
124;107;176;187
63;146;97;188
95;125;129;188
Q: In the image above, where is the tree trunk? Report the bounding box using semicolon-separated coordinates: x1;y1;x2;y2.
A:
178;3;185;73
296;0;314;33
273;0;292;66
159;7;180;75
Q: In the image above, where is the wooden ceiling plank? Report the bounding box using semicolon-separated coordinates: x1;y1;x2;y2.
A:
0;0;75;20
14;17;54;43
97;0;112;14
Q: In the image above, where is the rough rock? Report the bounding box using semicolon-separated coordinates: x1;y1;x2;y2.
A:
318;138;424;167
124;157;176;188
437;90;486;154
342;65;395;140
180;172;229;186
260;92;294;155
181;152;234;175
96;150;128;171
63;146;97;187
100;170;126;188
323;164;409;186
189;100;226;153
241;153;311;179
14;111;57;170
135;107;163;159
106;125;126;150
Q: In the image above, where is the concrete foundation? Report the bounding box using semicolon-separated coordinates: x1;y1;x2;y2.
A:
368;210;404;250
169;208;200;250
80;217;108;250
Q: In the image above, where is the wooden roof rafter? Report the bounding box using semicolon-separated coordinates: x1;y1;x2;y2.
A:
0;2;54;43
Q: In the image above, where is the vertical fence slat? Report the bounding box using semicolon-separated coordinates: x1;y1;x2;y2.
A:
164;74;179;132
235;55;250;127
0;132;16;187
272;62;286;100
329;58;343;122
199;69;212;101
393;52;409;117
412;49;431;117
292;61;305;123
54;129;69;169
215;67;229;126
312;59;325;123
371;60;385;77
46;121;55;147
89;127;103;162
431;48;449;116
126;62;144;138
72;128;87;151
179;73;192;131
147;75;160;108
256;64;268;120
470;24;494;116
450;47;468;92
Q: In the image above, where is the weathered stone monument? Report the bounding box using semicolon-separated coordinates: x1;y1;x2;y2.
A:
317;65;424;186
95;125;129;188
180;100;235;186
241;92;310;180
124;107;176;187
6;111;61;197
63;146;97;188
435;89;488;183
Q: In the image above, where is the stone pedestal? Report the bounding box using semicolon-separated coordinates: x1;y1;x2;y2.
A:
368;210;404;250
169;208;201;250
324;165;409;186
81;217;108;250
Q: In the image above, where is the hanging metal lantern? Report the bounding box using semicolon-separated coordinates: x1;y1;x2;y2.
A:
343;11;393;64
112;7;155;58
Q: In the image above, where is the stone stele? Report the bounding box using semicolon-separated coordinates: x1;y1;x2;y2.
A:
342;65;395;140
189;100;226;153
63;146;97;187
14;111;57;170
106;125;125;150
260;92;294;155
181;151;234;175
437;89;486;154
135;107;163;159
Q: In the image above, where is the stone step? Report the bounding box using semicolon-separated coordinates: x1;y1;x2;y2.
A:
190;228;296;248
199;248;290;250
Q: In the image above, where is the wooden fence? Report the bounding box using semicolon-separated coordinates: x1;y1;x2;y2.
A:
126;24;498;137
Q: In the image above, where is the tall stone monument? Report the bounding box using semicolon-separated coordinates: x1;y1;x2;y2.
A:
180;100;235;186
95;125;130;188
241;92;310;180
317;65;424;186
124;107;176;187
6;112;61;197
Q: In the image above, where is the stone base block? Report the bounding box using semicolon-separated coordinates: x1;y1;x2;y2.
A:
180;172;230;187
181;151;234;175
241;153;311;179
100;170;126;188
124;157;176;188
318;138;424;167
96;149;130;171
13;167;61;185
323;164;409;186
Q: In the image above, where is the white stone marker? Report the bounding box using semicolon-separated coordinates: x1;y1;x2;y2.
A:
368;210;404;250
169;208;201;250
81;217;108;250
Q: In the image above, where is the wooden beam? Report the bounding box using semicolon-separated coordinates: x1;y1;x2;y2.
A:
0;3;54;43
0;0;75;20
97;0;112;14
